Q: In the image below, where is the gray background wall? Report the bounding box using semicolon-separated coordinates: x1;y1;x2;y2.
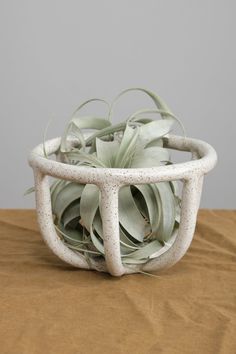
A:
0;0;235;208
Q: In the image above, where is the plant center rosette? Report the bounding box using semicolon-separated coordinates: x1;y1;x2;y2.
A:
49;88;184;267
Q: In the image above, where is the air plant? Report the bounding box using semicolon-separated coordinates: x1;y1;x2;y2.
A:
44;88;185;268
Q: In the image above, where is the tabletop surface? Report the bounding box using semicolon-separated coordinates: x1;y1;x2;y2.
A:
0;209;235;354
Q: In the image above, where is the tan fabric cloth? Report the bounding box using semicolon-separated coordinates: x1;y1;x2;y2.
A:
0;209;235;354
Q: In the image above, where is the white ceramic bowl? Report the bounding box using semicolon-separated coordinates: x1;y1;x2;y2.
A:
28;134;217;276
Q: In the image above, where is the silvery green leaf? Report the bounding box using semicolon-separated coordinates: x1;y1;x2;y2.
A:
122;240;162;260
72;116;111;130
62;201;80;227
146;138;163;148
69;121;86;150
61;98;110;150
149;231;177;258
55;223;84;243
80;184;100;231
119;227;141;248
66;243;101;255
51;180;67;210
110;87;173;119
170;180;180;196
118;186;147;242
95;138;119;167
23;186;35;196
134;184;159;237
66;150;106;167
112;87;185;135
153;182;176;241
90;227;105;254
138;119;173;147
71;98;110;120
93;213;139;255
85;122;126;145
53;182;84;220
131;147;170;168
114;125;139;167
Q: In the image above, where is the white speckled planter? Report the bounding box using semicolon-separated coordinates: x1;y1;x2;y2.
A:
28;134;217;277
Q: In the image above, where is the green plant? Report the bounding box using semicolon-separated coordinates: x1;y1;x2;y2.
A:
47;88;184;267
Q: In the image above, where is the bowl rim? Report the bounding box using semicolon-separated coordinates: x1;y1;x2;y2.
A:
28;134;217;186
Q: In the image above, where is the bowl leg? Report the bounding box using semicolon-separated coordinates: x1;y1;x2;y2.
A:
33;168;90;270
99;184;126;276
142;175;204;272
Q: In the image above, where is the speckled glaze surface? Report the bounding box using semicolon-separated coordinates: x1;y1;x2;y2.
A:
28;134;217;276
